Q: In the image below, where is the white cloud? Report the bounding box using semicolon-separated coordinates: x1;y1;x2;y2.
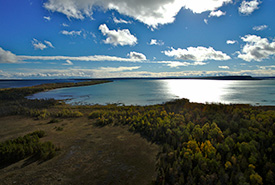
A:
113;17;132;24
32;39;47;50
93;66;140;73
61;30;82;36
218;66;230;69
90;32;96;38
257;65;275;70
226;40;237;44
62;23;69;27
44;0;232;28
44;40;54;48
5;67;275;79
99;24;137;46
183;0;232;14
209;10;226;17
128;52;147;60
0;47;18;63
204;19;208;24
253;25;268;31
4;66;142;78
158;61;207;68
18;54;145;62
44;16;51;21
239;0;261;15
164;46;231;62
149;39;164;46
62;59;73;65
238;34;275;62
167;61;190;68
32;39;54;50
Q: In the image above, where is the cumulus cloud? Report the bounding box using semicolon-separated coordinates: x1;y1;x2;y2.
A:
218;66;230;69
226;40;237;44
128;51;147;60
61;30;82;36
253;25;268;31
0;47;18;63
183;0;232;14
113;17;132;24
149;39;164;46
62;59;73;65
239;0;261;15
209;10;226;17
99;24;137;46
238;34;275;62
44;0;232;28
164;46;231;62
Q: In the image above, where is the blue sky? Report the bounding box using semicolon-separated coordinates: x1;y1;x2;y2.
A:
0;0;275;78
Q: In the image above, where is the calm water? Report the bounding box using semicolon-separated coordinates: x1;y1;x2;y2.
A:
27;79;275;106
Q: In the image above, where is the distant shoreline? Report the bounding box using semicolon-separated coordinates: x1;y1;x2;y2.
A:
1;75;275;81
0;80;111;100
0;75;275;81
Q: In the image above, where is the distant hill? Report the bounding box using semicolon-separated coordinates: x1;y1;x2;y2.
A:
198;75;259;80
76;75;262;81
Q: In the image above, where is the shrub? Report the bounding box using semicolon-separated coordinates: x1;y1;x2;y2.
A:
88;110;105;119
28;109;49;119
56;109;83;118
0;131;58;167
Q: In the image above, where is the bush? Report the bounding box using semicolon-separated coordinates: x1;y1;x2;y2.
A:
89;110;105;119
56;109;83;118
0;131;58;167
28;109;49;119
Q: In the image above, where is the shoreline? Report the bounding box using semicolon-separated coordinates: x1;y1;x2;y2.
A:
0;80;111;100
1;75;275;82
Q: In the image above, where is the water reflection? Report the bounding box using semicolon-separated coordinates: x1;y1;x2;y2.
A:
164;79;235;104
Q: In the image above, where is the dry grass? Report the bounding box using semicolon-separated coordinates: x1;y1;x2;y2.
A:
0;115;159;185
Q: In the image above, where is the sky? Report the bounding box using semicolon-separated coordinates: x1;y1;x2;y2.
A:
0;0;275;79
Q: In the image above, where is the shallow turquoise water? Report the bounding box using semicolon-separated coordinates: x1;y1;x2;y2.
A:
27;79;275;106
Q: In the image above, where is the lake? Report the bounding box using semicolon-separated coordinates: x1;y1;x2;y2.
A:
26;79;275;106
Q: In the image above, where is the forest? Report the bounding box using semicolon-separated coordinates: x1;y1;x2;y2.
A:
0;81;274;184
88;99;275;185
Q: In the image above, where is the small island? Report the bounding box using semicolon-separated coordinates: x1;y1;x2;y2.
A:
0;80;274;185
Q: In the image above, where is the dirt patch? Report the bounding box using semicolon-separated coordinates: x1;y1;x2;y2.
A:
0;116;159;185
